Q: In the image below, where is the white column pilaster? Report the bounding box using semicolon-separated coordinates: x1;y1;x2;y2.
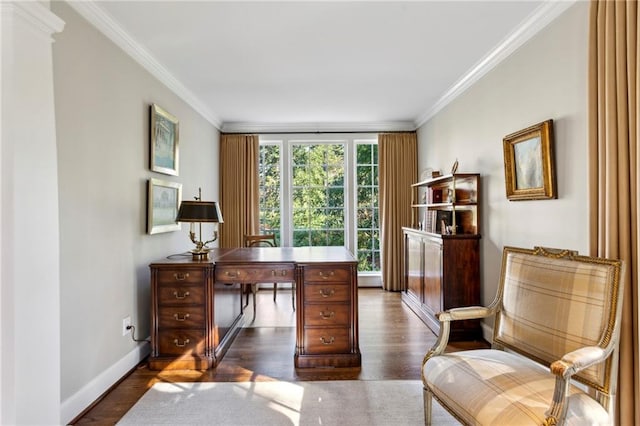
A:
1;1;65;424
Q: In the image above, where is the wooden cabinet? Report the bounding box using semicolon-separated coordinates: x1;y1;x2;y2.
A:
149;257;243;370
402;173;482;341
402;229;481;340
295;262;360;369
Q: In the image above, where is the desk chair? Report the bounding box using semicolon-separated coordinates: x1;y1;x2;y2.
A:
243;234;295;314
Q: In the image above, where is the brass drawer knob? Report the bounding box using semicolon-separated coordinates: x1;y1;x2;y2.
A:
173;291;190;300
225;271;239;278
272;270;288;276
174;272;190;281
319;288;335;298
173;313;190;321
173;338;190;347
319;336;335;345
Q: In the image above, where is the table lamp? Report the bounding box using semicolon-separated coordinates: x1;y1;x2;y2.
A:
176;188;223;260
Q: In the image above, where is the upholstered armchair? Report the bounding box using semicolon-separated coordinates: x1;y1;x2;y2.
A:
422;246;625;425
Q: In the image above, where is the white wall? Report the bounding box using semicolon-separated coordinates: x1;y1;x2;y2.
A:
51;3;220;423
417;2;589;332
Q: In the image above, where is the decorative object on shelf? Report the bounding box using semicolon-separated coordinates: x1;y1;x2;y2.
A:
150;104;179;176
176;187;223;260
148;179;182;234
436;210;453;235
420;168;441;182
503;119;556;201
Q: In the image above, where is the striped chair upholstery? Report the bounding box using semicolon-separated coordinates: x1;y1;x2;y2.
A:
422;246;624;426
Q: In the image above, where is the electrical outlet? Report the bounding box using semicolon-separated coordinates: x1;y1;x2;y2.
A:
122;316;131;336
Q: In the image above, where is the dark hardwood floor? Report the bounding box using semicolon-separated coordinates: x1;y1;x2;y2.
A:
70;288;488;425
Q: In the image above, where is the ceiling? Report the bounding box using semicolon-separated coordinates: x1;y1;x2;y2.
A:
69;1;574;132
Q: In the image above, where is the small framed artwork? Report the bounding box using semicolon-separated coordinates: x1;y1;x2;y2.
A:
503;119;556;201
147;178;182;234
150;104;179;176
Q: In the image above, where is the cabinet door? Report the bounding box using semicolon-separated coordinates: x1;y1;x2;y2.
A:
405;235;423;302
423;238;442;316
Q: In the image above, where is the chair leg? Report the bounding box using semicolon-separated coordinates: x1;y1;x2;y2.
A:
423;387;433;426
273;282;278;302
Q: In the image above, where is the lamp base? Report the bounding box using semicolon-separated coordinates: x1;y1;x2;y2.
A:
190;250;210;261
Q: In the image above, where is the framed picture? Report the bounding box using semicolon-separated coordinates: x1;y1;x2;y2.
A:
147;178;182;234
150;104;179;176
503;119;556;201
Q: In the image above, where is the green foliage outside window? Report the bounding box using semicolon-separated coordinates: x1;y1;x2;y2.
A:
258;144;281;242
258;141;380;272
291;144;345;247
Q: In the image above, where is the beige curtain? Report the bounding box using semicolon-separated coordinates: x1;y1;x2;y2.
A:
588;1;639;424
219;134;259;248
379;132;417;291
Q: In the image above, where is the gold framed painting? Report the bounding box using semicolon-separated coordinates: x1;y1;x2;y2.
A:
147;178;182;234
150;104;179;176
503;119;556;201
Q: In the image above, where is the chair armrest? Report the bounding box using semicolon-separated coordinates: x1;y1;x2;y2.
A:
437;306;494;322
423;305;496;369
545;346;610;424
550;346;608;378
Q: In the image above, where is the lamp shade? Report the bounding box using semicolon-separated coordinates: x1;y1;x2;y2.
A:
176;201;223;223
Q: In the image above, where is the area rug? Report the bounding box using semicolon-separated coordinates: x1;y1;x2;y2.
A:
117;380;459;425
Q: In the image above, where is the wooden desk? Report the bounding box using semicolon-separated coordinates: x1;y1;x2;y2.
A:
149;246;361;370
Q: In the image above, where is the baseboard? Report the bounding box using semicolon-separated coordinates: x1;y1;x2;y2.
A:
357;274;382;287
61;342;150;425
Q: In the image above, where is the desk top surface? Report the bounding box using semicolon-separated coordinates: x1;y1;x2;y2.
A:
151;246;357;266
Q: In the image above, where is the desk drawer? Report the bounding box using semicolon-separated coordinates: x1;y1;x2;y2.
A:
216;265;294;283
157;286;205;305
304;304;350;326
303;283;350;303
303;328;351;354
303;267;351;283
157;269;204;285
158;306;205;328
157;329;206;355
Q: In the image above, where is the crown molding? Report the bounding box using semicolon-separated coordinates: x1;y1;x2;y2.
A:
65;0;574;134
2;1;65;40
220;121;417;134
67;1;222;129
414;0;577;128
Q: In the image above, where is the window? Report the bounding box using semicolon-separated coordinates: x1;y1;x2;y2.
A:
259;134;380;275
356;143;380;272
292;143;345;246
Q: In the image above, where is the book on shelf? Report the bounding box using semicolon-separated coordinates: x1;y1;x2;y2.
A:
423;210;436;233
